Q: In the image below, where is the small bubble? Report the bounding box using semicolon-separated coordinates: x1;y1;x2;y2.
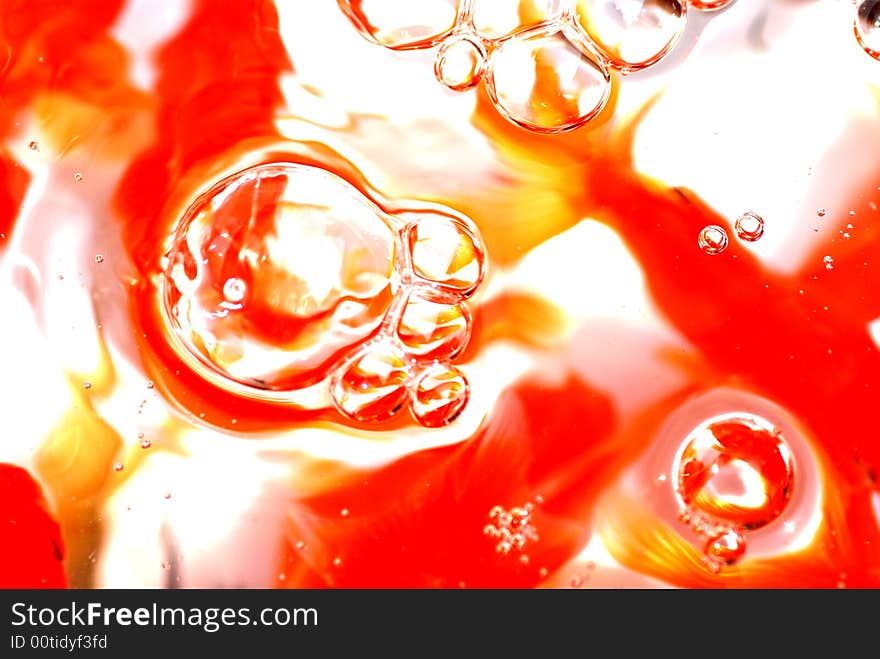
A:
538;567;549;578
817;208;826;217
83;382;92;390
278;572;286;581
113;462;124;472
94;254;104;264
140;439;152;449
222;277;247;304
74;172;83;182
295;541;306;551
734;211;764;242
571;576;584;588
698;225;729;255
332;557;342;567
434;35;485;92
847;223;854;229
704;529;746;566
519;554;530;565
164;492;172;500
856;1;880;61
146;380;155;389
849;210;856;216
842;232;851;240
823;255;834;270
340;508;350;517
28;141;38;151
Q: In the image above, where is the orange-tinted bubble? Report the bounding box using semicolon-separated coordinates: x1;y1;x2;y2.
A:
397;293;471;360
573;0;687;72
161;163;397;395
486;28;612;133
704;528;746;566
674;414;794;531
734;211;764;242
406;215;485;294
434;35;486;91
338;0;461;50
856;0;880;61
697;225;728;255
331;343;411;422
410;364;470;427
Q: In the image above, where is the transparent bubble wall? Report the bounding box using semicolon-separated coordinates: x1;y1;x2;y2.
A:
161;162;486;427
337;0;739;133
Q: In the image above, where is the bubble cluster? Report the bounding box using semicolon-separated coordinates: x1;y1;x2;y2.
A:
856;0;880;61
673;413;794;569
483;501;539;556
339;0;732;133
160;162;486;427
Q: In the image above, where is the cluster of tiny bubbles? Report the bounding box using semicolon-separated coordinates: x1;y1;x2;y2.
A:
337;0;735;133
856;0;880;61
698;224;729;255
824;255;834;270
673;413;795;570
734;211;764;242
483;498;541;558
159;162;486;428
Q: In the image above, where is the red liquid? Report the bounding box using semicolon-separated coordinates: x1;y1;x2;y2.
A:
1;0;879;588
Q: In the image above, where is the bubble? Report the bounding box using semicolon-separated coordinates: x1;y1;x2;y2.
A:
734;212;764;242
140;439;152;449
83;382;92;390
295;541;306;551
146;380;155;389
28;141;38;151
406;215;484;294
697;225;728;255
486;28;611;133
113;462;124;472
689;0;736;10
332;557;343;567
434;35;485;91
94;254;104;264
817;208;826;217
338;0;461;50
704;528;746;566
410;363;469;427
331;343;410;422
824;255;834;270
397;293;470;360
74;172;83;182
340;508;350;517
161;163;397;394
573;0;687;71
674;414;794;531
855;0;880;60
164;492;172;500
222;277;247;304
471;0;563;39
